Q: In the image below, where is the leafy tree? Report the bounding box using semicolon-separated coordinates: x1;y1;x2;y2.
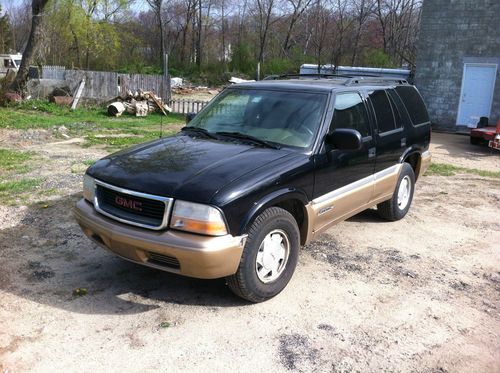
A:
0;6;12;53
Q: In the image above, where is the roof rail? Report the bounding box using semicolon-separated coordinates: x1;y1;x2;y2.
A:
343;76;408;86
263;73;352;80
262;73;409;86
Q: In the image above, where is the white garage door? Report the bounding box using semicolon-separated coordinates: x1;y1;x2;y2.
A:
457;63;497;127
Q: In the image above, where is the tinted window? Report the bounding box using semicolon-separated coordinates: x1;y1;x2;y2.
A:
369;90;397;133
395;86;430;125
331;93;370;137
387;90;403;128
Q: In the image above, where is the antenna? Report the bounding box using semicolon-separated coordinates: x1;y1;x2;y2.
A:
160;114;163;138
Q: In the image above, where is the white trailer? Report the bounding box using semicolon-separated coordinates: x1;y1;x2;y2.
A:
0;54;23;77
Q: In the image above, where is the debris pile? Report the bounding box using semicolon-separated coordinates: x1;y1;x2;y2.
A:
107;90;172;117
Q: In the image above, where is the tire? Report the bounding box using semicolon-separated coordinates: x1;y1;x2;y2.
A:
377;163;415;221
470;136;481;145
226;207;300;302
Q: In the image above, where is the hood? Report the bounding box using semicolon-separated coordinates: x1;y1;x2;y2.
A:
87;134;293;204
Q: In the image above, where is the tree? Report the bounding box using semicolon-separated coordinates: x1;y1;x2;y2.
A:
146;0;166;71
10;0;50;94
281;0;313;57
255;0;275;68
0;6;12;53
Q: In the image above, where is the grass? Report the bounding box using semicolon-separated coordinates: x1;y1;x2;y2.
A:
0;148;34;173
0;178;43;202
0;100;184;131
426;162;500;178
0;101;184;151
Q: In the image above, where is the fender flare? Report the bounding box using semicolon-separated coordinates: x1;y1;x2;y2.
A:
238;188;309;236
399;147;421;164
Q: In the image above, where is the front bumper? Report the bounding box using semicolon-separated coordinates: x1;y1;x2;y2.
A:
74;199;246;279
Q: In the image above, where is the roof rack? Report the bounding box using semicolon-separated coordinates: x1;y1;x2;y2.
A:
343;76;408;86
262;73;408;86
262;73;350;80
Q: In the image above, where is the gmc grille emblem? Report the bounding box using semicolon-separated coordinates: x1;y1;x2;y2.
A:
114;196;143;211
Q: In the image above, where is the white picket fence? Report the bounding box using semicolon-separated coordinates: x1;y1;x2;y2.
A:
168;99;210;114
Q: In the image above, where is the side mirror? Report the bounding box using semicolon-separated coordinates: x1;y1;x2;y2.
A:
186;112;196;124
325;129;362;151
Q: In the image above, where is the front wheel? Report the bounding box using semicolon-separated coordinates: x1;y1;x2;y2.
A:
226;207;300;302
377;163;415;221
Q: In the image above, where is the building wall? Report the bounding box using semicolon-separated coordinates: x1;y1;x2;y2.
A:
415;0;500;130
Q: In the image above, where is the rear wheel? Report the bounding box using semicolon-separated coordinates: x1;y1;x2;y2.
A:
226;207;300;302
377;163;415;221
470;136;481;145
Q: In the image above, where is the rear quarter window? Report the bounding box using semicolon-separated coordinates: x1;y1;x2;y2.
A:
368;90;398;133
395;86;430;125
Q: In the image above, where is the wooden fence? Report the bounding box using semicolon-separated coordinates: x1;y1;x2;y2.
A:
40;66;171;101
168;99;209;114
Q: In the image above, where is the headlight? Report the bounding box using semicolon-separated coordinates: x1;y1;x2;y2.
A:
83;174;96;203
170;200;227;236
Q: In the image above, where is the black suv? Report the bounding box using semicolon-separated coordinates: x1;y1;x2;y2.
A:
74;75;431;302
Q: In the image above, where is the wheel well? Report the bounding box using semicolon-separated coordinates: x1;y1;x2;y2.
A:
404;152;420;180
274;199;308;246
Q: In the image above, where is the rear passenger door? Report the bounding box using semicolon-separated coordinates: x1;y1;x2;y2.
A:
367;89;404;173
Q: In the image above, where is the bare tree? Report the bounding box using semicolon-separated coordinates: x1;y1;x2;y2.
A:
255;0;275;66
351;0;375;65
281;0;313;57
328;0;354;71
309;0;330;73
147;0;166;70
10;0;50;94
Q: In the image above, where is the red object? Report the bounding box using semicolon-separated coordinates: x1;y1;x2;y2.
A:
4;91;22;103
471;126;497;141
488;119;500;150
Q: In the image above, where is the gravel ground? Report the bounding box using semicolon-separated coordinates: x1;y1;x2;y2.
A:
1;132;499;372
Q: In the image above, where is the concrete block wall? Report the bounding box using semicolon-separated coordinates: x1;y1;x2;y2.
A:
415;0;500;130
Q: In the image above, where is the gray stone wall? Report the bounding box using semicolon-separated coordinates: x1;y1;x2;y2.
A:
415;0;500;130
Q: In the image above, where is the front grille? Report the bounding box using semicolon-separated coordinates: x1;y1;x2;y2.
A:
95;182;171;229
148;252;180;269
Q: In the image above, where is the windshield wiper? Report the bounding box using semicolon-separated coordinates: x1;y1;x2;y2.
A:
216;131;281;149
181;126;218;139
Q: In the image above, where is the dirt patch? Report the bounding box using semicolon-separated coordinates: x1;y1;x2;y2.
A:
0;132;499;372
430;132;500;172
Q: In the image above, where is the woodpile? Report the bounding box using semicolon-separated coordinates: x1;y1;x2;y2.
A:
107;90;172;117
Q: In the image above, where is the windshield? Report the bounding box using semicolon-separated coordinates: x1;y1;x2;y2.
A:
188;88;327;149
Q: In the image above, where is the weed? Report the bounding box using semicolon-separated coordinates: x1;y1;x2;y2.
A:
0;148;34;173
0;178;43;205
0;178;42;193
426;163;500;178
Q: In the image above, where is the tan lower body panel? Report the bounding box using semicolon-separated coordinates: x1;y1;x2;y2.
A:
417;150;432;178
305;164;402;243
74;199;246;279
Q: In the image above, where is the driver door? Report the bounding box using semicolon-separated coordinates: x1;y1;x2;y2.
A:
312;91;376;231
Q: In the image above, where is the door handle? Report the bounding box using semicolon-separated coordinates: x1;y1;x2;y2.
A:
368;147;376;158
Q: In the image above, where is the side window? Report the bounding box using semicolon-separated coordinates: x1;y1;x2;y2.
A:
369;90;397;133
395;86;430;125
330;92;371;138
387;90;403;128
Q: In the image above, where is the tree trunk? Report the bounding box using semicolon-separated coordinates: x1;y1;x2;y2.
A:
10;0;49;95
196;0;202;69
158;10;165;71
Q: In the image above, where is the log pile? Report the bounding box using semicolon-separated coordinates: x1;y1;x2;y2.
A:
107;90;172;117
